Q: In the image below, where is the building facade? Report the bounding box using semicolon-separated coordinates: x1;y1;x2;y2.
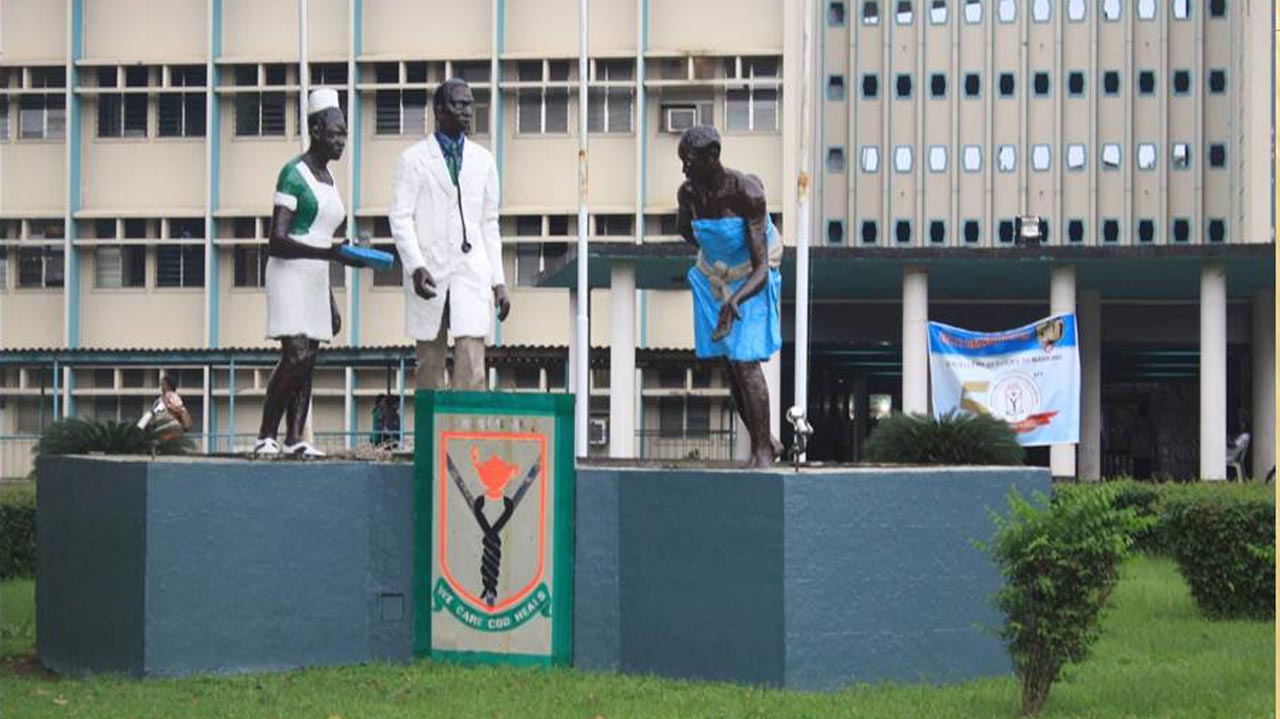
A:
0;0;1273;479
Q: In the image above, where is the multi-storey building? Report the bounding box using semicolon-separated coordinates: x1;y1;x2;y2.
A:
0;0;1273;481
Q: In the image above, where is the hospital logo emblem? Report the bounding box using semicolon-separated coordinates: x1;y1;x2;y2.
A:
432;432;551;633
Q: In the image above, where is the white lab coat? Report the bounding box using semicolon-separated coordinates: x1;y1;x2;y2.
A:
389;137;505;341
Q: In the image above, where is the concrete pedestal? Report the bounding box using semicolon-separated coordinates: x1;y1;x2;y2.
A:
36;456;414;677
573;464;1050;689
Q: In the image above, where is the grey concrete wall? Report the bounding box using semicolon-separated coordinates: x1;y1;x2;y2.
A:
37;457;148;676
573;469;621;671
618;470;786;686
36;457;414;678
782;468;1032;689
574;464;1051;690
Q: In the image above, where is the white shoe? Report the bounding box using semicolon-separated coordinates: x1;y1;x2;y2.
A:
283;441;326;458
253;437;281;455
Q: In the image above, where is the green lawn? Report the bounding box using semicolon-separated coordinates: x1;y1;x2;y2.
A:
0;557;1272;719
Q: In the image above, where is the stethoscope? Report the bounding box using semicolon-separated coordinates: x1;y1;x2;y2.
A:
446;149;472;254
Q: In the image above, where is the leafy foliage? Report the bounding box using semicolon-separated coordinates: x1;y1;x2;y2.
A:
1162;491;1274;620
35;417;191;457
0;485;35;579
864;411;1025;466
983;484;1150;716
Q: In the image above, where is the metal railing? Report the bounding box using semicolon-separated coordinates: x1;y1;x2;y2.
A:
636;429;737;462
202;432;414;455
3;427;735;476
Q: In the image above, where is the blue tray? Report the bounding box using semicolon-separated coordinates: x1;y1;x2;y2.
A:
337;244;395;271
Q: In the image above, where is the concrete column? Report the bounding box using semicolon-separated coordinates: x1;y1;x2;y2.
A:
1251;289;1274;480
765;351;782;441
1078;290;1102;481
609;263;637;458
1200;262;1227;480
1049;265;1077;479
901;267;930;415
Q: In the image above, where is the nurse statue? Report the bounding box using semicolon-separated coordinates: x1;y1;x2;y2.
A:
676;126;783;468
253;88;361;456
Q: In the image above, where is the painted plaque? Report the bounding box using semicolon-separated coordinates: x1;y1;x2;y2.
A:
413;391;574;665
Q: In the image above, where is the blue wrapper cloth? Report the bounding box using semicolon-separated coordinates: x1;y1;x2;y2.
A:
686;216;782;362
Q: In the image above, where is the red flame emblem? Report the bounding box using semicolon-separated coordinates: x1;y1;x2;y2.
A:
471;445;519;500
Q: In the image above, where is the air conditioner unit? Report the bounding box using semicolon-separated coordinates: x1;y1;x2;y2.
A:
589;417;609;446
663;105;698;134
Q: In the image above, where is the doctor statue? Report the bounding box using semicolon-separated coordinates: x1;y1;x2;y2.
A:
390;78;510;390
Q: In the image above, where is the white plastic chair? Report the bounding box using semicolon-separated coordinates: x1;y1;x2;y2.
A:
1226;433;1251;482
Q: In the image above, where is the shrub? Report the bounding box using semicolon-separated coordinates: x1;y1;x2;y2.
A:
0;484;36;579
984;484;1149;716
35;417;191;456
1103;479;1168;554
865;411;1024;466
1162;491;1274;620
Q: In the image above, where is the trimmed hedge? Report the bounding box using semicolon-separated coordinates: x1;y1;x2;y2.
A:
1163;491;1274;620
0;483;36;579
1101;479;1274;620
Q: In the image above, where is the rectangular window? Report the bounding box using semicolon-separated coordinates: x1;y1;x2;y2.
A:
94;246;146;288
686;398;711;437
309;62;349;111
515;243;541;287
372;243;402;287
0;246;7;291
158;66;206;138
827;147;846;172
472;89;491;135
157;219;204;288
17;221;63;289
595;215;633;237
233;246;268;287
588;60;633;133
863;0;881;23
726;58;780;133
0;96;9;141
930;0;948;23
234;65;286;137
829;1;848;24
376;88;427;135
97;67;148;138
827;74;846;101
658;397;684;437
516;61;570;135
518;87;569;134
19;93;66;140
21;67;67;140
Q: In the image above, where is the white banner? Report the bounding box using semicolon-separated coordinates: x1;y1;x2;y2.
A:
927;314;1080;446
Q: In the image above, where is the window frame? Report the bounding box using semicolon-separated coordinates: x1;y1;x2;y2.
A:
724;58;780;134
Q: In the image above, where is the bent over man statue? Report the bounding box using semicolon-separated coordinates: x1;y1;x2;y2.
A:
677;126;783;468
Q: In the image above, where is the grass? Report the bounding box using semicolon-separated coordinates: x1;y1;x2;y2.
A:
0;557;1272;719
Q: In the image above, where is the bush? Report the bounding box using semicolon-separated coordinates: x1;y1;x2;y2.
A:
0;484;36;579
1162;491;1274;620
1103;479;1168;554
865;411;1024;466
35;417;191;456
984;484;1149;716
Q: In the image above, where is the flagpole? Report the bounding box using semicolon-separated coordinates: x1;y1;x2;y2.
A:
574;0;590;457
793;0;815;450
299;0;309;153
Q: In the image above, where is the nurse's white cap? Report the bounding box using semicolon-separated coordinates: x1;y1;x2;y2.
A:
307;87;340;115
